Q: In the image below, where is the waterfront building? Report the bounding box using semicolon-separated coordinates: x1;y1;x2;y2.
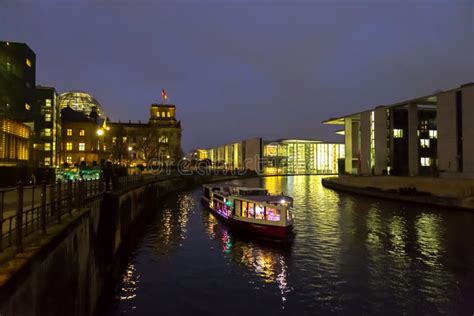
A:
263;139;344;175
0;117;30;166
60;106;105;166
190;149;208;160
324;82;474;178
34;86;61;167
205;138;344;174
59;91;106;119
206;138;262;172
106;103;182;166
0;41;36;122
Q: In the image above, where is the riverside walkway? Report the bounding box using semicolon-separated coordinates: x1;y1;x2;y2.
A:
0;173;193;254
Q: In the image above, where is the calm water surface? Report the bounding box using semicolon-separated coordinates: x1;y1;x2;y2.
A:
104;176;474;315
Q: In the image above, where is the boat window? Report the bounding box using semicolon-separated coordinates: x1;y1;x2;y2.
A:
248;203;255;218
242;201;248;217
235;200;242;216
255;205;265;220
266;207;280;221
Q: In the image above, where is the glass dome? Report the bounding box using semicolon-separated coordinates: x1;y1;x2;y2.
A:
58;91;105;119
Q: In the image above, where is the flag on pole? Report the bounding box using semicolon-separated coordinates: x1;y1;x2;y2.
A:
162;89;168;102
102;117;107;130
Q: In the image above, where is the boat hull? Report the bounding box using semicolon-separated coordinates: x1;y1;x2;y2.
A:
201;197;292;240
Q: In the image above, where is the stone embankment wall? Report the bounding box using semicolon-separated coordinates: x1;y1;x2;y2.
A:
0;175;236;316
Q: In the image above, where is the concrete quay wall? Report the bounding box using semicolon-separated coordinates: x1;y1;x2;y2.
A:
322;176;474;210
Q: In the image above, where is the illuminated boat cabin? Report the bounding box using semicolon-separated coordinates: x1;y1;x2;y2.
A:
202;185;294;239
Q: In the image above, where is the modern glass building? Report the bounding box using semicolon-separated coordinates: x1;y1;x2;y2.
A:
34;86;61;167
58;91;106;119
324;82;474;177
0;117;30;166
263;139;344;175
0;41;36;122
205;138;344;175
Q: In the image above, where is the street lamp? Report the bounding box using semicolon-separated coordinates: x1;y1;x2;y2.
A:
96;129;104;136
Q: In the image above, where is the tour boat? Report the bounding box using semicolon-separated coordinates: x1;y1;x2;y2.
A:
201;184;294;240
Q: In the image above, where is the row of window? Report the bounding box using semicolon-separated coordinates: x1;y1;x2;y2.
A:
65;156;85;164
66;129;85;136
234;200;281;221
155;111;172;118
393;129;437;139
111;136;168;144
66;142;85;151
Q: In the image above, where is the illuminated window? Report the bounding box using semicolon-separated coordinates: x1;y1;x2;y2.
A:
420;157;431;167
26;58;32;67
44;128;51;137
79;143;85;151
44;157;51;166
393;129;403;138
255;205;265;220
167;112;171;118
66;156;72;163
159;136;168;143
420;139;430;148
112;137;117;144
44;143;51;151
420;120;428;132
122;137;127;143
429;130;437;139
266;208;280;221
45;99;52;107
79;129;85;136
25;103;31;110
80;157;85;161
161;112;166;118
67;129;72;136
45;113;51;122
66;142;72;151
265;145;278;156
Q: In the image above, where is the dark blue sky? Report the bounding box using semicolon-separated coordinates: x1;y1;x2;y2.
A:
1;1;473;151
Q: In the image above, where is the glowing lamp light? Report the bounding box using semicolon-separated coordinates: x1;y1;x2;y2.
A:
166;155;170;159
96;129;104;136
225;200;232;207
128;146;133;151
280;199;286;204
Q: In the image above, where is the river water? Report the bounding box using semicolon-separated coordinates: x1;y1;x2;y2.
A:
103;176;474;315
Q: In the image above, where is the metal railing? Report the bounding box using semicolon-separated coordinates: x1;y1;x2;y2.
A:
0;172;213;253
0;179;104;253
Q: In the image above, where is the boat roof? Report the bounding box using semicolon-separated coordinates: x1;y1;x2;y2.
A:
203;184;266;191
237;195;292;203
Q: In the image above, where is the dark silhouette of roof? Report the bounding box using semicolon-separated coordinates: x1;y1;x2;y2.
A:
61;106;93;122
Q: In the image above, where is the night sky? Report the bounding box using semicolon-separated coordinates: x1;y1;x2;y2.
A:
1;1;473;151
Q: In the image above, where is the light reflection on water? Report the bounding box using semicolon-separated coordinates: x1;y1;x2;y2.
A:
106;176;474;315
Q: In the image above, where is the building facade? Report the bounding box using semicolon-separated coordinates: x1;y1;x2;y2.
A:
324;82;474;178
0;41;36;122
263;139;344;175
205;138;344;175
206;138;262;172
34;86;61;167
106;103;182;167
0;117;30;166
60;106;105;166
